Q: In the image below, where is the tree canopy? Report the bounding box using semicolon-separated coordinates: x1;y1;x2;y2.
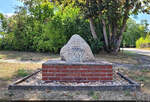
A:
55;0;150;53
0;0;149;53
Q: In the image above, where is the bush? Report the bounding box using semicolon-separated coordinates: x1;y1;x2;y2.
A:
0;38;2;50
0;33;14;50
136;34;150;48
122;18;147;47
0;2;103;54
32;16;67;53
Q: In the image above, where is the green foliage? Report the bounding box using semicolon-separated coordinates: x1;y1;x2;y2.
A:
36;17;67;53
1;0;149;53
16;69;30;77
136;37;144;48
124;90;131;96
141;69;150;72
136;34;150;48
122;18;147;47
88;91;94;96
58;0;150;53
0;1;103;53
87;37;103;54
136;76;148;82
0;13;8;32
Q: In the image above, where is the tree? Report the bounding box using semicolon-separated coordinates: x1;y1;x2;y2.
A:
122;18;147;47
0;13;9;48
55;0;150;53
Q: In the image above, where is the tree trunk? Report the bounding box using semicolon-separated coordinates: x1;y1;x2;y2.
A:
114;35;123;53
108;24;112;42
112;5;130;53
89;17;98;39
113;19;127;53
102;19;109;50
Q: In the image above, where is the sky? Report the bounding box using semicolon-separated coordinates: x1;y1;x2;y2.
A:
0;0;22;15
0;0;150;26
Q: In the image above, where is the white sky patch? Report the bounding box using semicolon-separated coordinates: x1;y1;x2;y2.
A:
4;13;14;17
0;35;2;38
148;25;150;30
131;13;150;30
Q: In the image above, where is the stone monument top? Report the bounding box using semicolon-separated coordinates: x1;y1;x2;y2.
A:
60;34;95;62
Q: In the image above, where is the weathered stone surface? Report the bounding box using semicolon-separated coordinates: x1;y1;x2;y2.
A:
60;34;95;62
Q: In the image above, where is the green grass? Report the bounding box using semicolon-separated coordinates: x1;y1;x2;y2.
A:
0;77;11;81
87;91;99;100
0;62;41;80
123;50;139;57
0;55;4;59
124;90;131;96
138;76;150;82
92;92;99;100
87;91;94;96
16;69;31;77
141;69;150;73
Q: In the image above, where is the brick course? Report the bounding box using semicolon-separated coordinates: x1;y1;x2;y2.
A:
42;64;113;82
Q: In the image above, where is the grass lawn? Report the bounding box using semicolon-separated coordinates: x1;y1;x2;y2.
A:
0;50;150;100
0;62;41;80
121;68;150;95
96;51;139;64
0;50;59;61
0;61;41;100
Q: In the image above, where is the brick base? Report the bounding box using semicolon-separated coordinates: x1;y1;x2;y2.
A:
42;60;113;82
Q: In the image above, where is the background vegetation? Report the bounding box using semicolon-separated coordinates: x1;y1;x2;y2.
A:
0;0;149;54
136;34;150;48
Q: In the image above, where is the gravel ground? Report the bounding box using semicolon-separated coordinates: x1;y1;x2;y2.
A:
2;71;150;101
18;71;129;86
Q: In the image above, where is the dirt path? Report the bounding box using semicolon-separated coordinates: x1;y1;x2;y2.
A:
0;59;44;64
122;48;150;56
0;58;60;64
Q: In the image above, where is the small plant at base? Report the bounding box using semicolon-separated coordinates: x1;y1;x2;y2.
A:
91;92;100;100
1;77;11;81
136;76;147;82
141;69;150;72
16;69;30;77
0;55;4;59
124;90;131;96
88;91;94;96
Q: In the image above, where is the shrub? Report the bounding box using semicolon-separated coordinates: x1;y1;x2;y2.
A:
0;2;103;54
122;19;147;47
136;34;150;48
32;16;67;53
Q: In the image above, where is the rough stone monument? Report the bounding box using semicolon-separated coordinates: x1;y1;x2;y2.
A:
60;34;95;62
42;34;113;82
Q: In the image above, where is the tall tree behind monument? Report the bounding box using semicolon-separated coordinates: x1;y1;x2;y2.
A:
55;0;150;53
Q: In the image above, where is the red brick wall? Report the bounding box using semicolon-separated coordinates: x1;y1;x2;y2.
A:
42;64;113;82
